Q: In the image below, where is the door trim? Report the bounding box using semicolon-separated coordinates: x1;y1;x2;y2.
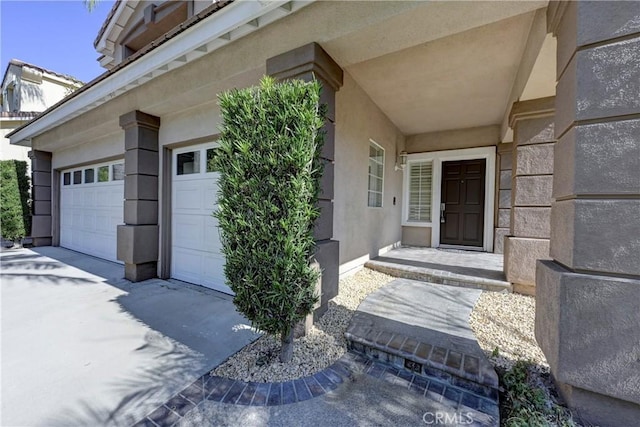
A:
402;146;496;252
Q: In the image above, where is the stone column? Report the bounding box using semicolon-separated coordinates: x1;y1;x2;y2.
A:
29;150;52;246
494;142;513;254
117;111;160;282
504;97;555;295
536;2;640;425
266;42;343;319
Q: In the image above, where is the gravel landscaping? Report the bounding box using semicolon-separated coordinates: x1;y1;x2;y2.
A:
470;291;580;426
211;268;394;382
213;266;579;425
470;291;548;371
214;271;551;383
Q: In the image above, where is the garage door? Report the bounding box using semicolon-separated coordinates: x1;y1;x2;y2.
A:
172;143;231;294
60;161;124;262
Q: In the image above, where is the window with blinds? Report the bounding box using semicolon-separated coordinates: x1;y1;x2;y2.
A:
408;161;433;222
367;141;384;207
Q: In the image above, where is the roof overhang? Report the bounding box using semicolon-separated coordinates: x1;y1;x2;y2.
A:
10;0;313;146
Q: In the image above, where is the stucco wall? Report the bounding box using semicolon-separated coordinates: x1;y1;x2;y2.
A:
18;76;70;113
334;72;403;271
406;125;499;153
1;125;31;163
402;226;432;247
52;132;124;170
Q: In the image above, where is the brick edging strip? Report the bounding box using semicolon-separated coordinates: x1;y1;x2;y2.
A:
134;352;363;426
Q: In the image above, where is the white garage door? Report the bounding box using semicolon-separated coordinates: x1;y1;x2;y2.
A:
60;161;124;262
172;143;231;294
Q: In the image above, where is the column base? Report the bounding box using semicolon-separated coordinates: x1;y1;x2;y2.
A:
31;237;52;247
504;236;550;290
556;381;640;427
125;262;157;282
536;259;640;424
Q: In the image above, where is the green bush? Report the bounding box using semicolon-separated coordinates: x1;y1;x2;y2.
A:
214;76;325;362
500;360;577;427
0;160;31;242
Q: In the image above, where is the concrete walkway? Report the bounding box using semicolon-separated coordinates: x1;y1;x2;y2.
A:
366;247;511;292
1;247;259;427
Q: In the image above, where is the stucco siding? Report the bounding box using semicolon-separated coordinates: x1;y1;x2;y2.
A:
406;125;499;154
334;72;403;268
1;126;31;163
402;226;432;247
52;133;124;170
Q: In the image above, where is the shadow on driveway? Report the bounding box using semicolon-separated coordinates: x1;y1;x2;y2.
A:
1;247;259;427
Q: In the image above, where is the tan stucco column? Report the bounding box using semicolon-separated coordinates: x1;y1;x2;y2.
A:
504;97;555;295
117;111;160;282
494;143;513;254
536;2;640;425
29;150;52;246
266;42;343;319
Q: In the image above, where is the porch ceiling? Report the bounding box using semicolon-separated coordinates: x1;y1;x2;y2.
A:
344;11;538;136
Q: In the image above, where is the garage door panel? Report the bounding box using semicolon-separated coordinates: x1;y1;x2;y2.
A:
95;213;111;233
203;218;222;253
60;163;123;263
172;143;228;294
83;213;95;230
175;184;201;211
173;214;203;247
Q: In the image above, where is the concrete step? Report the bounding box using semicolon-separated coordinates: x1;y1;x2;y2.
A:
365;259;512;292
345;278;500;413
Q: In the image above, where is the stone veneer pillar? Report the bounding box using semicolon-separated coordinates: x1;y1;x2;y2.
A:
29;150;53;246
536;2;640;425
117;111;160;282
504;97;555;295
494;142;513;254
266;42;343;319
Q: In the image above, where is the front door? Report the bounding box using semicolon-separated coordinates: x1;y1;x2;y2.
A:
440;159;485;247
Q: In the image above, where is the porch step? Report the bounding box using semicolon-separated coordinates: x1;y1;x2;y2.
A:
345;278;500;413
365;259;512;292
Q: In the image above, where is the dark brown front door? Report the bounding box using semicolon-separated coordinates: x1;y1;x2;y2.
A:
440;159;485;247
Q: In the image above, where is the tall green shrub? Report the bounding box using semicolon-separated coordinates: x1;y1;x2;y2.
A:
0;160;31;241
214;76;325;362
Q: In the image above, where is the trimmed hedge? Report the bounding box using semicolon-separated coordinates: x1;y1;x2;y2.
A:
214;76;325;362
0;160;31;241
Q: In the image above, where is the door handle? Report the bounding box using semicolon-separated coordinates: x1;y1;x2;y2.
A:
440;203;446;223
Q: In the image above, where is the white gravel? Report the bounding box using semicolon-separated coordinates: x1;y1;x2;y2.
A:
470;291;549;372
211;268;395;382
213;270;550;383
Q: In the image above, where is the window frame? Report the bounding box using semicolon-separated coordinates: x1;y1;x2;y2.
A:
173;141;220;180
367;139;385;208
406;160;434;224
61;160;123;187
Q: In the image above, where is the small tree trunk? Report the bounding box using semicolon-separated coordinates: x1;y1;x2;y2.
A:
279;328;294;363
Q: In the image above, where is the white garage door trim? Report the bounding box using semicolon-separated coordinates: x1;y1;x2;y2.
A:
60;160;124;263
171;142;231;295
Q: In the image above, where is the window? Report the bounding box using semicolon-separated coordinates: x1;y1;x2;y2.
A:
84;168;95;184
407;161;433;222
63;172;71;186
177;151;200;175
206;148;218;173
98;166;109;182
367;141;384;207
73;171;82;185
112;163;125;180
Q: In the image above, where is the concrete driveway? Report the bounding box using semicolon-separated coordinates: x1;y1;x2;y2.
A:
1;247;259;427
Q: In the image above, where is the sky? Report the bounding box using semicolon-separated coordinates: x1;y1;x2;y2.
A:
1;0;116;83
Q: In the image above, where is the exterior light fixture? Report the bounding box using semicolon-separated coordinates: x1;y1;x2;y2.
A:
396;151;408;171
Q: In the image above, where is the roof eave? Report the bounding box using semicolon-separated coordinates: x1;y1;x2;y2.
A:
9;0;313;146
